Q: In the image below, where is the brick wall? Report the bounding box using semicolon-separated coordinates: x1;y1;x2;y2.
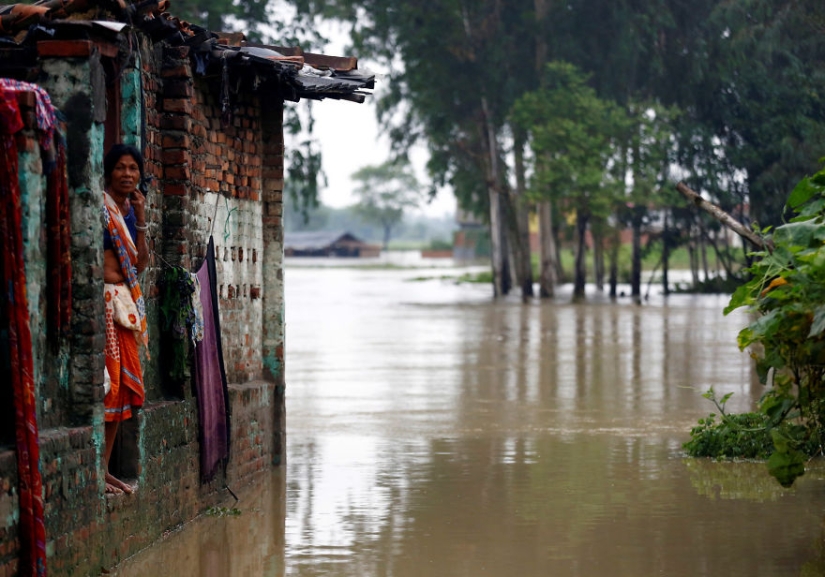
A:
0;28;287;576
156;43;274;387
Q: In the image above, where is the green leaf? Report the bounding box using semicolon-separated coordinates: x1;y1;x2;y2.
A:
763;396;794;426
737;327;754;350
788;177;818;209
754;360;770;384
811;171;825;186
767;429;806;488
767;450;806;487
795;197;825;220
809;306;825;338
774;221;821;249
738;309;782;349
724;282;755;315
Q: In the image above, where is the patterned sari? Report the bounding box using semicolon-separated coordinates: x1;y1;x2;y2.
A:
1;86;47;577
102;192;148;421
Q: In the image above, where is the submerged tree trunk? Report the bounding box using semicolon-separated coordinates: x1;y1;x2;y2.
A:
592;218;605;292
574;209;589;299
662;211;670;297
538;200;557;298
554;199;565;283
703;228;737;280
383;226;391;250
608;228;620;298
481;96;505;297
631;211;642;303
688;233;699;288
510;130;534;299
700;225;709;282
501;220;513;296
501;198;517;293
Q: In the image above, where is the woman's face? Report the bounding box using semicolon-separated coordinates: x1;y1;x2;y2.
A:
109;154;141;197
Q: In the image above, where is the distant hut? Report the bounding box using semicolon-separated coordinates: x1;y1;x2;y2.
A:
284;231;381;257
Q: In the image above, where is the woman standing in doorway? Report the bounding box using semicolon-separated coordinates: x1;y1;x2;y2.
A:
101;144;149;494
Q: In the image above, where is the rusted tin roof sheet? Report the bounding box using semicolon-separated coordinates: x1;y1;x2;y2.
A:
0;0;374;103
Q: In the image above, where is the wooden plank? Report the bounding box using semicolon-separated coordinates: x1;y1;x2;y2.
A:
37;39;92;57
302;51;357;72
216;31;245;46
36;39;119;58
252;43;303;57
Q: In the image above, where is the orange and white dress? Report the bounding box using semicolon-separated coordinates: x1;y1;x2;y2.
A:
102;191;148;422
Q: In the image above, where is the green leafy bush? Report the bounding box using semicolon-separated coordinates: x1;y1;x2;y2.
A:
685;411;775;460
684;389;818;464
716;163;825;486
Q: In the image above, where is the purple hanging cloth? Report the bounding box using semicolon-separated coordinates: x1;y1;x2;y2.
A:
193;237;230;482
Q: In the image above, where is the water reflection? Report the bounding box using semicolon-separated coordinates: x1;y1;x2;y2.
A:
119;268;825;577
114;469;286;577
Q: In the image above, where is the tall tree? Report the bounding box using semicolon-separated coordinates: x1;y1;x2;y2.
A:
297;0;538;297
513;62;625;299
292;0;825;294
351;160;421;249
624;103;678;300
659;0;825;229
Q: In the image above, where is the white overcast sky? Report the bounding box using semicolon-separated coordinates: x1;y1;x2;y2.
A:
287;21;456;218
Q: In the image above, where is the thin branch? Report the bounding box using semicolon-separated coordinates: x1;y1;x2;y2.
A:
675;182;774;252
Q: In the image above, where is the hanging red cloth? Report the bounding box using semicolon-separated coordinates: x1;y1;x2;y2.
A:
0;78;69;343
46;135;71;343
0;88;47;577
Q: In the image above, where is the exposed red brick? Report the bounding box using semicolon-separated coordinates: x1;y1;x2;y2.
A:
164;80;193;98
164;45;191;59
161;64;192;78
162;133;191;149
162;149;189;165
263;178;284;191
162;182;188;198
262;168;283;179
163;99;193;115
164;165;191;180
160;115;192;131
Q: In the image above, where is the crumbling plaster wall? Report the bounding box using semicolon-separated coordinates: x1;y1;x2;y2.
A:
0;31;286;576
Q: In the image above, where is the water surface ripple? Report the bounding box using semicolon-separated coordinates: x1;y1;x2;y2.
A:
117;265;825;577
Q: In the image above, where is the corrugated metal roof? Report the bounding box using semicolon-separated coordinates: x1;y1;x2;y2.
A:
284;231;365;251
0;0;374;103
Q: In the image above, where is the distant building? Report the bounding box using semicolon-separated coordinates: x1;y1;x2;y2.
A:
284;231;381;257
453;208;490;260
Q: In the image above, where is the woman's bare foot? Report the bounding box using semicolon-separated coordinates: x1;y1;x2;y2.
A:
105;472;135;495
105;482;123;495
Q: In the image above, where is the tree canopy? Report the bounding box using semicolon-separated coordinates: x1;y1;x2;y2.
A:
351;160;422;249
265;0;825;296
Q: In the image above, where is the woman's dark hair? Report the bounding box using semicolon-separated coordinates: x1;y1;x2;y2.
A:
104;144;144;183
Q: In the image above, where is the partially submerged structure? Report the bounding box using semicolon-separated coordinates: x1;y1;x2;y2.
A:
0;1;373;574
284;230;381;257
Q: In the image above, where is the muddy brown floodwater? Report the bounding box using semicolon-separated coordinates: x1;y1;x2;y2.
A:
116;263;825;577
